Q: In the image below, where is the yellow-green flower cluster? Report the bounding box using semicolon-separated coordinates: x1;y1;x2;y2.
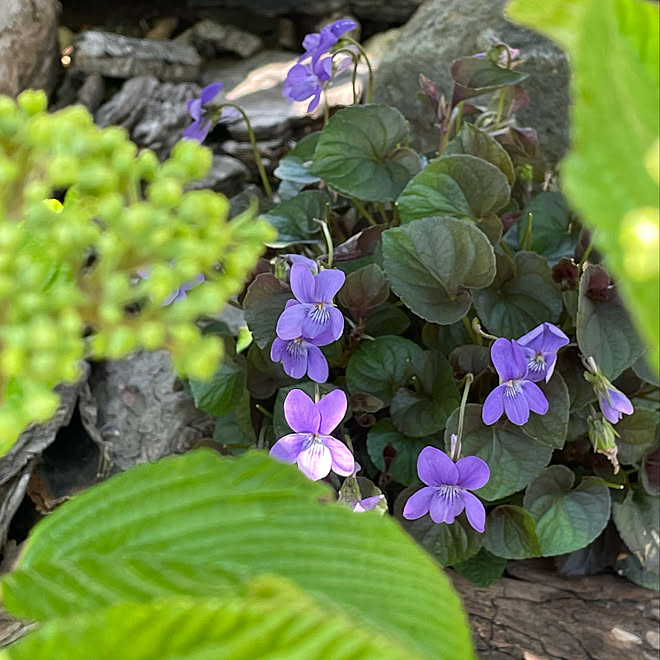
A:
0;90;274;454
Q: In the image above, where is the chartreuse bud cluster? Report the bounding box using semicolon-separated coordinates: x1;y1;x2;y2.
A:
0;90;274;454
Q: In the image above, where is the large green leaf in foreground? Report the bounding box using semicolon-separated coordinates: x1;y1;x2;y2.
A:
0;578;413;660
2;450;474;660
507;0;660;374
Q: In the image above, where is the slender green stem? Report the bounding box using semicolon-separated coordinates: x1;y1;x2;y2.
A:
495;88;506;126
462;315;481;345
343;37;373;103
518;212;533;251
322;89;330;125
352;197;377;226
473;317;499;342
499;239;515;259
392;202;401;227
453;373;474;461
578;232;596;270
334;48;359;105
255;404;273;418
314;383;320;403
315;218;334;268
218;102;272;199
454;101;464;136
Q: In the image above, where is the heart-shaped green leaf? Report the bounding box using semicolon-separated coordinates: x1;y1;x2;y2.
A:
310;105;421;201
346;336;422;407
382;216;495;325
444;123;515;185
472;251;562;338
274;131;321;184
523;465;611;556
453;548;507;587
263;190;327;248
390;351;460;437
483;505;541;559
397;155;510;224
451;55;529;104
521;373;570;449
367;419;440;486
576;264;645;380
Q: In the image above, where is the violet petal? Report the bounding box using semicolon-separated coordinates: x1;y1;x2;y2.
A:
306;344;329;383
417;446;458;487
482;384;506;425
276;302;308;340
461;491;486;533
456;455;490;490
521;380;549;415
284;389;320;434
317;389;347;434
314;268;346;302
297;438;332;480
290;263;316;303
402;486;435;520
324;435;354;476
269;433;305;463
503;385;530;425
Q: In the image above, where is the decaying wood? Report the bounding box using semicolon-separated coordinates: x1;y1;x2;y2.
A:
450;559;660;660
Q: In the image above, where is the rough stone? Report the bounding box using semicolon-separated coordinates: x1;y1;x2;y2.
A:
350;0;423;23
0;0;61;98
88;351;216;472
185;154;249;197
372;0;570;171
177;19;263;59
72;31;201;82
95;75;198;159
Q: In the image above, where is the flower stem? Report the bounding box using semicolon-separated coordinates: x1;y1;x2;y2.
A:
499;239;515;259
377;202;389;225
392;202;401;227
462;315;481;345
343;37;373;103
218;102;272;199
473;317;498;342
352;197;378;226
334;48;359;105
314;217;334;268
322;89;330;125
518;212;533;251
454;101;464;136
495;88;506;126
453;372;474;461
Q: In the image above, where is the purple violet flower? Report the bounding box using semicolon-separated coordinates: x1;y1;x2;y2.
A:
517;322;569;383
352;494;384;513
183;82;224;143
288;254;319;275
270;388;354;481
598;385;634;424
271;302;334;382
482;338;549;426
276;263;345;342
403;446;490;532
283;57;333;112
161;273;205;306
299;18;358;63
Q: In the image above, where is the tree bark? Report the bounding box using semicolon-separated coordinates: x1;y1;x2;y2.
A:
450;560;660;660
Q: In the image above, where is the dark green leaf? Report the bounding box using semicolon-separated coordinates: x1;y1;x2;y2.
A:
613;488;660;581
444;123;515;185
243;273;291;349
451;55;529;103
338;264;390;319
445;404;553;501
397;155;510;223
453;548;507;587
364;303;411;337
482;505;541;559
382;216;495;325
189;355;246;417
472;251;562;338
523;465;611;556
273;132;321;184
390;351;460;437
398;492;484;567
310;105;421;202
615;408;659;465
521;373;570;449
346;336;422;407
213;389;256;450
505;192;578;263
367;419;440;485
576;264;645;380
262;190;327;248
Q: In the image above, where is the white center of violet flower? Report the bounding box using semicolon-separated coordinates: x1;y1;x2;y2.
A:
308;302;330;324
527;352;545;374
504;379;523;398
286;338;306;357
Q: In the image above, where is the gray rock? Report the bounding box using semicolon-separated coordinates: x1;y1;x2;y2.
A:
89;350;216;472
177;19;263;59
350;0;423;23
0;0;60;98
372;0;570;170
72;31;201;82
185;154;249;197
95;75;198;159
187;0;345;16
